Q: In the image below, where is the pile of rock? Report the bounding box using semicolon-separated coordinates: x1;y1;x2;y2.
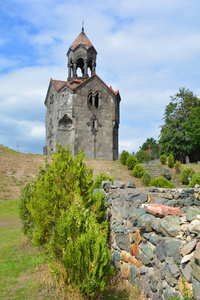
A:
102;180;200;300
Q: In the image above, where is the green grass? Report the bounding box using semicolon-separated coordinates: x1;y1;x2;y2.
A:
0;144;20;154
0;200;140;300
0;201;47;300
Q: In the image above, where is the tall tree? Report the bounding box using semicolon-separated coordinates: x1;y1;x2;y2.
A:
140;137;159;159
159;88;200;160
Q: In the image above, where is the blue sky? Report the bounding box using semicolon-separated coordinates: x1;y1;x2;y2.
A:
0;0;200;154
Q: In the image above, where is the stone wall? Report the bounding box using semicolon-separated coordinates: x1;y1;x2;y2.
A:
102;180;200;299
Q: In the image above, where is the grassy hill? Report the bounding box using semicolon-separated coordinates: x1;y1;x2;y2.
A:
1;145;200;299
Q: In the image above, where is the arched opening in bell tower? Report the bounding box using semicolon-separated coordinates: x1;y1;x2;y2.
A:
76;57;84;77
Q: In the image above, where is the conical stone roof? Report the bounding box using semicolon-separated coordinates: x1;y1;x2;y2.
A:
70;30;94;50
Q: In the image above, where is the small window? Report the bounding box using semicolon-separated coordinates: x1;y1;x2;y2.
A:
95;93;99;108
88;93;92;108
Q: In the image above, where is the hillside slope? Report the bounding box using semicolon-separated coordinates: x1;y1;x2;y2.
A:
0;146;142;202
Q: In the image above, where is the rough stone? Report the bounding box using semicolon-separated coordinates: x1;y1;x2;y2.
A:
166;239;182;263
188;219;200;234
145;203;181;217
139;275;152;298
184;197;194;206
134;229;142;245
137;214;157;232
129;266;137;285
164;287;173;299
162;263;177;287
192;275;200;300
180;239;197;256
129;208;146;225
128;242;139;259
156;239;166;262
191;257;200;281
115;233;131;251
168;259;181;278
181;262;192;283
159;215;181;237
113;250;121;262
126;179;136;188
186;207;200;221
124;192;140;201
121;250;130;262
111;224;126;233
141;243;155;260
113;180;125;189
149;235;159;246
139;252;151;266
181;252;194;264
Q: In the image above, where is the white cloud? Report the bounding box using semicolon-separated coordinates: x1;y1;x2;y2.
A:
0;0;200;154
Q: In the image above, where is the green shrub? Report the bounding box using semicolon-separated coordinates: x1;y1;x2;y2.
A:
19;145;113;296
160;155;167;165
142;171;151;186
120;150;129;165
174;161;181;174
188;172;200;188
126;155;138;170
132;164;145;178
149;177;174;188
135;150;150;163
168;154;174;168
180;167;195;185
92;172;113;190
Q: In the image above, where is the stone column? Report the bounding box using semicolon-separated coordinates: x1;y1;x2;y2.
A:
92;95;95;107
73;62;77;78
84;59;88;78
67;63;71;80
92;62;96;75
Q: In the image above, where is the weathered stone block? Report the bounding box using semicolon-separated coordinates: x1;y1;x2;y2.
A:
137;214;157;232
156;239;166;262
141;243;155;260
162;263;177;287
192;275;200;300
159;215;181;237
115;233;131;251
129;208;146;225
127;179;136;188
186;207;200;221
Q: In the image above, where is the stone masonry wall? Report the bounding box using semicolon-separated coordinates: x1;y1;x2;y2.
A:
101;180;200;299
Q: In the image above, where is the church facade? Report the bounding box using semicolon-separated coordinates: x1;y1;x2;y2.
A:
43;28;121;160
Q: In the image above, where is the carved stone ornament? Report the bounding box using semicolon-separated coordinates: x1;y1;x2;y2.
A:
87;114;102;135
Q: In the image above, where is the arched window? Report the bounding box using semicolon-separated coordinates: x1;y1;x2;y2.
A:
88;91;100;108
88;92;93;108
95;93;99;108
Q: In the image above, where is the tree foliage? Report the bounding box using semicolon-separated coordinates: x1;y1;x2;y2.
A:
168;154;174;168
140;137;159;159
19;145;114;296
120;150;129;165
159;88;200;159
180;167;195;185
132;164;145;178
135;149;149;163
126;155;138;170
149;177;174;188
160;154;167;165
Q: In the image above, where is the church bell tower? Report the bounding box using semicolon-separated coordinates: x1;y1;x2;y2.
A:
44;28;120;160
67;27;97;81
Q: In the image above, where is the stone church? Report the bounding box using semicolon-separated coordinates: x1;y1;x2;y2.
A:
43;28;121;160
